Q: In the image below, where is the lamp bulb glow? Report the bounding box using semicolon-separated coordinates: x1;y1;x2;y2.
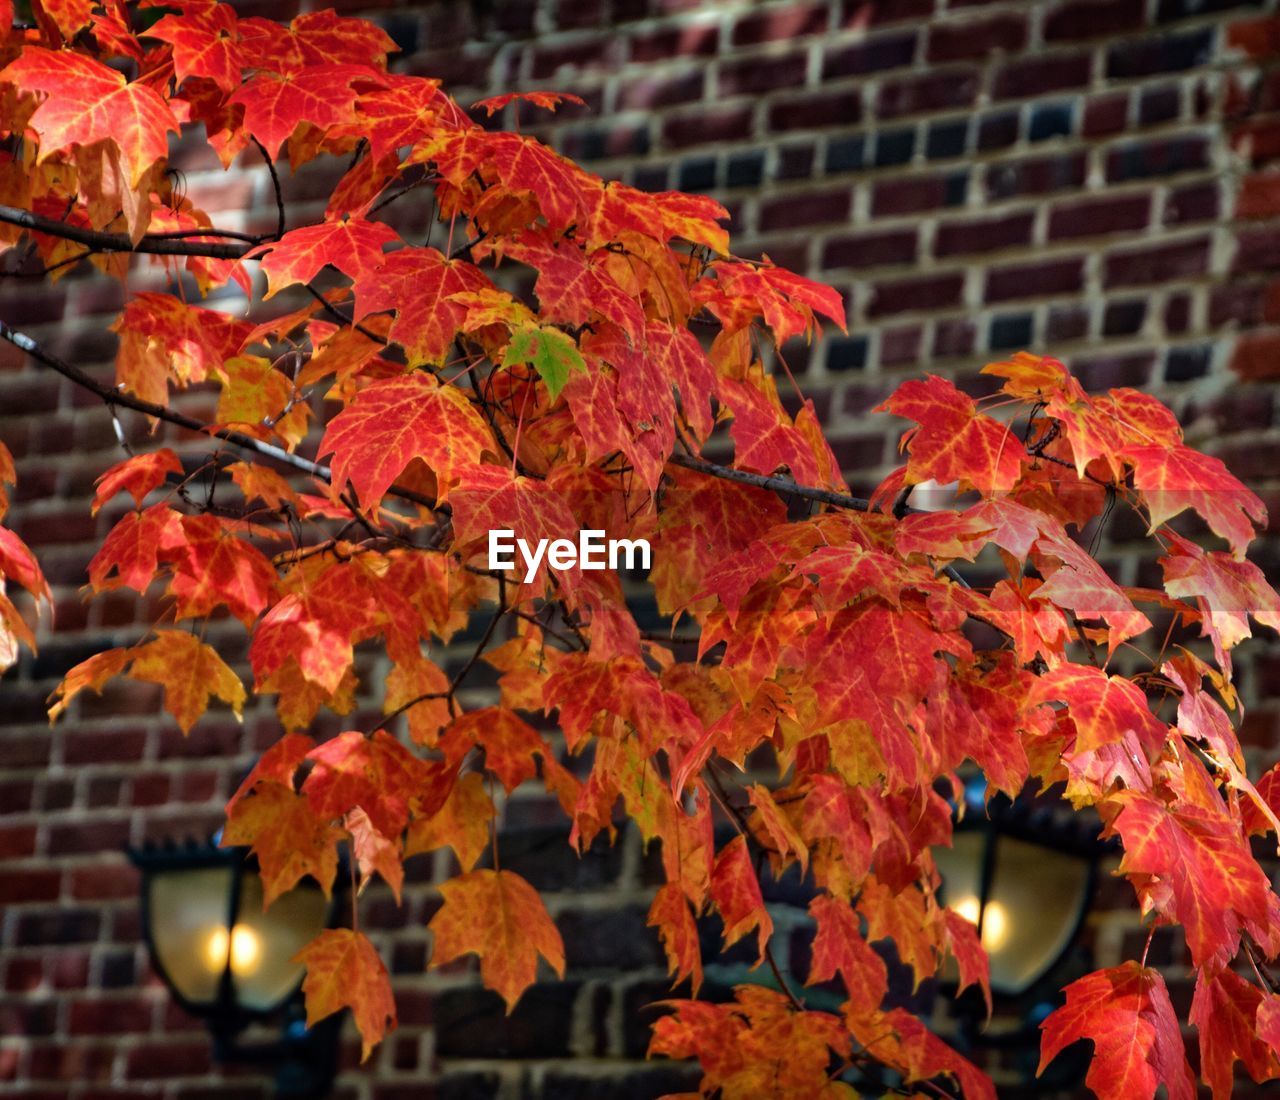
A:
204;924;261;975
953;897;1010;952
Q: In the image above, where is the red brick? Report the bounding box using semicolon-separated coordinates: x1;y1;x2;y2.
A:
1264;281;1280;322
69;997;153;1036
1164;182;1219;225
879;325;924;365
64;729;148;765
1230;328;1280;380
1237;171;1280;218
986;152;1087;199
5;956;43;992
985;258;1085;302
1071;350;1156;390
1047;194;1151;239
932;318;977;358
530;37;618;80
47;819;130;857
934;211;1034;256
1227;16;1280;59
867;272;965;317
732;3;828;45
1082;92;1129;137
1044;0;1144;41
0;823;37;858
1234;227;1280;273
1;869;61;904
870;175;947;216
768;90;862;132
759;189;851;231
70;864;139;901
877;70;979;119
718;52;807;97
992;51;1092;99
927;14;1026;62
629;23;719;63
617;70;704;111
662;106;754;149
1103;237;1211;287
821;228;918;269
1233;117;1280;165
124;1041;212;1080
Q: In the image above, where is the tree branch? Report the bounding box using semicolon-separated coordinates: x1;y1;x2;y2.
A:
0;320;439;513
0;204;253;259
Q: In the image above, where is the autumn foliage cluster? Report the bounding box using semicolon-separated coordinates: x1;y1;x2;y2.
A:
3;3;1280;1097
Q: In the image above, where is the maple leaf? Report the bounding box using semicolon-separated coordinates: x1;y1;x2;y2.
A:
0;47;179;188
878;375;1026;495
47;648;129;724
1039;963;1195;1100
246;218;400;299
405;770;491;872
428;869;565;1011
648;882;704;994
472;91;586;116
807;894;887;1013
303;730;431;837
146;3;244;93
441;707;544;793
345;807;404;903
1030;664;1166;758
351;247;493;366
318;372;494;507
1125;443;1266;558
128;630;246;734
92;450;183;515
500;323;586;400
228;63;381;159
1190;968;1280;1099
165;513;277;627
710;836;773;959
223;781;341;907
239;10;398;72
294;929;397;1062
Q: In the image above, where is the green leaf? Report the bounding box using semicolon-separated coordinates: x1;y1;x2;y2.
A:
501;325;585;400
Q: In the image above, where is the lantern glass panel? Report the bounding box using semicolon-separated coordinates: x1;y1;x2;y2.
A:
231;872;328;1012
148;865;236;1007
936;832;1091;994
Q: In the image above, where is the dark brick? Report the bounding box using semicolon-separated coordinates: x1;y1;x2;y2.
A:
558;906;663;970
617;70;704;111
1044;0;1145;40
494;826;623;891
1106;29;1215;79
676;156;716;192
946;171;969;207
870;175;945;216
1071;350;1156;389
993;52;1091;99
874;128;916;167
718;53;807;97
976;109;1019;151
879;325;923;365
935;211;1034;256
1047;194;1152;239
877;70;980;120
822;228;918;269
1157;0;1265;20
1165;182;1219;224
1139;84;1181;126
68;997;152;1036
435;982;578;1058
867;273;965;317
769;90;862;131
663;106;753;150
776;143;816;179
758;188;851;230
1103;237;1211;287
1166;344;1213;381
630;24;719;64
989;313;1034;350
1047;304;1090;341
725;151;764;188
822;31;917;79
933;318;976;358
826;336;869;371
1029;102;1074;142
1103;299;1147;336
1234;228;1280;273
1210;283;1267;326
824;135;865;173
538;1067;704;1100
926;119;968;159
986;258;1085;302
1;869;61;904
927;14;1027;62
1105;136;1209;181
986;152;1087;199
1165;292;1192;334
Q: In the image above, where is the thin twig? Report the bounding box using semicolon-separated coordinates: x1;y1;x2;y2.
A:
0;203;249;259
252;137;287;241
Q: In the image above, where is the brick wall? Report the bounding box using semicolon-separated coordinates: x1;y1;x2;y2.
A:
4;1;1280;1098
